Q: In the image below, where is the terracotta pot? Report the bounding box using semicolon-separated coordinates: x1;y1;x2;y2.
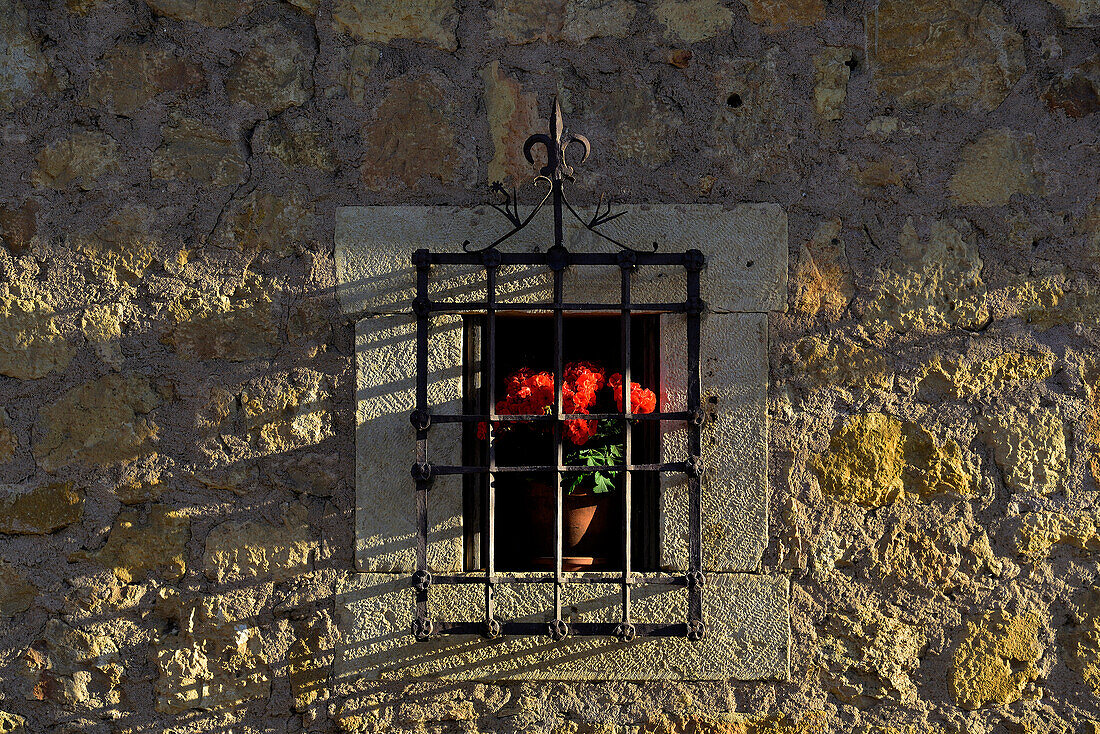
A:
525;481;617;569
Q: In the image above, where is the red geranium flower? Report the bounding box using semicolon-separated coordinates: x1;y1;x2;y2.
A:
477;360;659;494
608;373;657;415
564;361;606;412
562;406;598;445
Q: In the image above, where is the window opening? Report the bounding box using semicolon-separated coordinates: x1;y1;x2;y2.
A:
463;314;661;573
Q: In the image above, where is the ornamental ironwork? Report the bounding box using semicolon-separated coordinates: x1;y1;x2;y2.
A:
410;99;706;642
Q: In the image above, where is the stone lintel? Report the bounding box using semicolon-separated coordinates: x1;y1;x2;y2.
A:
336;572;790;681
336;204;788;316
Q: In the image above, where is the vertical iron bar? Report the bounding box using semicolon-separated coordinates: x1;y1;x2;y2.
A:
553;264;565;629
414;252;430;631
485;264;498;628
686;255;704;636
619;264;633;634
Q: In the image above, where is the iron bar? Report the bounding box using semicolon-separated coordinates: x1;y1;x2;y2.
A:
620;259;633;636
685;250;705;641
426;301;690;314
432;621;687;637
485;261;499;632
413;250;432;640
427;571;688;585
431;411;692;423
553;263;565;638
461;321;483;570
427;251;686;267
429;462;691;475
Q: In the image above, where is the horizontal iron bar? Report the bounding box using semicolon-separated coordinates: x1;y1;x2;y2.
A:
428;252;695;267
429;572;689;585
433;411;691;423
428;301;687;313
433;462;686;475
428;621;690;637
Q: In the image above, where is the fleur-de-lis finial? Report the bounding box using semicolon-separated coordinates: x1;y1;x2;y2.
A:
523;97;591;182
463;95;654;253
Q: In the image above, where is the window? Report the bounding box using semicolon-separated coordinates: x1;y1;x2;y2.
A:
411;245;705;642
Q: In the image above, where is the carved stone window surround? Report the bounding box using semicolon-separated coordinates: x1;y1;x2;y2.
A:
334;203;790;681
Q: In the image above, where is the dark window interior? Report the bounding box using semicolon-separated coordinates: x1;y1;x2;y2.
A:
463;314;661;572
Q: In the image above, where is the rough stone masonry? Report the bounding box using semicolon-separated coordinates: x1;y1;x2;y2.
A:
0;0;1099;732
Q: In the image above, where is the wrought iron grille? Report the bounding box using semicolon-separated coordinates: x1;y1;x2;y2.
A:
410;100;705;643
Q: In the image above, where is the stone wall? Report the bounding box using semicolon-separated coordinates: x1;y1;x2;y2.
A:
0;0;1097;732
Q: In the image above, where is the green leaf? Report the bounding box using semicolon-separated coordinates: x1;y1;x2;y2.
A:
591;475;607;493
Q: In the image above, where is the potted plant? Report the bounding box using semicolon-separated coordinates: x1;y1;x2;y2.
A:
480;361;657;569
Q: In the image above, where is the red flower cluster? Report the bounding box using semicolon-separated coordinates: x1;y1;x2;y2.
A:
560;361;605;444
608;373;658;415
477;361;656;446
498;368;556;416
563;361;606;413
